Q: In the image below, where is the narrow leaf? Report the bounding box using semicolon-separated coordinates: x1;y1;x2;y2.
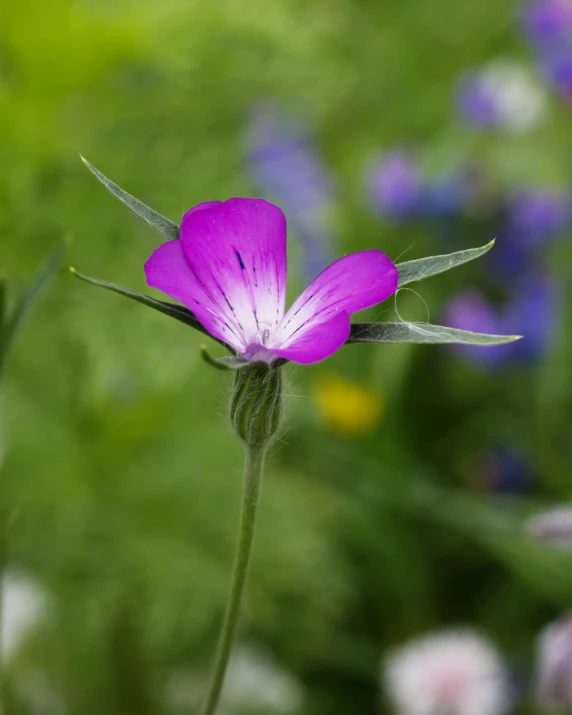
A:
70;268;229;348
0;241;66;376
80;156;180;241
347;322;522;346
397;240;495;287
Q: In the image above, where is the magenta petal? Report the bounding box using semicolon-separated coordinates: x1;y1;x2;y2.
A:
144;240;245;350
180;198;287;347
270;311;351;364
275;250;397;360
182;201;223;220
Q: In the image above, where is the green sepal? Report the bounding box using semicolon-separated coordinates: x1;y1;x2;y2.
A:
80;156;180;241
201;345;253;371
347;322;522;346
397;240;495;287
0;241;66;377
230;363;283;447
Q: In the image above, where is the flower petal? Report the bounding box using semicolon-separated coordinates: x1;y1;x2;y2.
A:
144;240;245;350
270;311;351;363
273;250;398;363
180;198;287;348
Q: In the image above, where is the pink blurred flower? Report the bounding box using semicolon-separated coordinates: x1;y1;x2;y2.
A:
536;612;572;710
384;630;511;715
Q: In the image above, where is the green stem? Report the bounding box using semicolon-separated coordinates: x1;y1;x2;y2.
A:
200;443;267;715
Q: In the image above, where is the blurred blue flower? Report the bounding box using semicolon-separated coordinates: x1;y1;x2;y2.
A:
520;0;572;48
443;274;558;367
366;150;422;220
506;189;571;246
443;290;506;367
540;48;572;98
465;445;535;493
491;189;571;278
245;102;335;280
457;74;500;128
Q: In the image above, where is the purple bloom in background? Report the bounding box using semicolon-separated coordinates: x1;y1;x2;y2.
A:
507;189;571;246
246;103;335;280
482;446;535;493
366;151;422;219
521;0;572;47
457;74;500;128
443;275;557;367
145;198;398;365
503;273;558;362
443;290;507;366
541;48;572;98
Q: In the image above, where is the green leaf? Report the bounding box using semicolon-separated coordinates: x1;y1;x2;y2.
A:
347;322;522;346
80;156;180;241
397;240;495;287
70;268;230;348
0;241;66;376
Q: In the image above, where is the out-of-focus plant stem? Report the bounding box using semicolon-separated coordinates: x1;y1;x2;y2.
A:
199;443;267;715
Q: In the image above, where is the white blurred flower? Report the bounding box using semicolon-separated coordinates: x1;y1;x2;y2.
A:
458;59;547;133
526;506;572;548
384;629;511;715
220;644;304;715
164;643;304;715
1;570;47;662
536;612;572;711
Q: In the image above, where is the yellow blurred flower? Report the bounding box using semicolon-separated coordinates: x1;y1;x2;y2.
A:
311;372;384;437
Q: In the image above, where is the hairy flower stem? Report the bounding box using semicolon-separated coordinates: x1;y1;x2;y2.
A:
200;443;267;715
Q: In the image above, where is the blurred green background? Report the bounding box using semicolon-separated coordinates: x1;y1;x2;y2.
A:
1;0;572;713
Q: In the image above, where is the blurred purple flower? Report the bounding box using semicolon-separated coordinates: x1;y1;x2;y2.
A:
246;102;335;280
521;0;572;48
443;290;506;366
507;189;571;246
366;151;422;220
541;49;572;98
482;446;535;493
503;273;558;362
457;74;500;128
443;275;557;367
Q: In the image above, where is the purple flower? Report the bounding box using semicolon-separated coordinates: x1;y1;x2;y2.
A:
457;74;500;128
521;0;572;48
506;189;571;246
481;446;535;493
246;103;335;279
144;198;398;365
503;273;558;362
366;151;422;219
443;275;557;366
541;48;572;98
443;290;506;366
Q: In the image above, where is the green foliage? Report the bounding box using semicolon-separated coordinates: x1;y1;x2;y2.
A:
0;0;571;714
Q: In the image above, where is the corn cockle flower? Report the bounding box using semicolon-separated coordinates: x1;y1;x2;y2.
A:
144;198;398;365
74;157;522;715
